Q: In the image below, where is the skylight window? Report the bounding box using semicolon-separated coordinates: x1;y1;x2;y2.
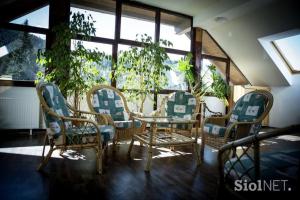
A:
273;34;300;72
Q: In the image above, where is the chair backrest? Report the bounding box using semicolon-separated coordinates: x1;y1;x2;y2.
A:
87;85;130;121
164;91;199;120
227;90;273;134
36;82;70;136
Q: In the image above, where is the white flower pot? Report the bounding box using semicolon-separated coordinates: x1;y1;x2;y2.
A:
202;96;226;116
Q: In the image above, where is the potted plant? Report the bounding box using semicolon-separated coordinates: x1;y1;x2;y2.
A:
178;53;230;113
114;34;172;113
36;11;109;110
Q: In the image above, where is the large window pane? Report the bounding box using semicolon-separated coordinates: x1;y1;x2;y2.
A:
10;6;49;28
71;6;115;39
165;53;188;90
121;5;155;41
71;40;112;83
160;12;191;51
116;44;138;89
0;29;46;81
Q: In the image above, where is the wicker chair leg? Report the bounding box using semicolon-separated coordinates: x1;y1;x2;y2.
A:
127;138;134;156
145;145;153;172
200;134;205;161
194;143;201;165
37;143;54;171
96;146;103;175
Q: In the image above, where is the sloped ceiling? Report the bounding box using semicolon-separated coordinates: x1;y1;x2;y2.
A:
134;0;300;86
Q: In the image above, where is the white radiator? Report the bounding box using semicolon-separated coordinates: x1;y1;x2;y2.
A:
0;87;40;129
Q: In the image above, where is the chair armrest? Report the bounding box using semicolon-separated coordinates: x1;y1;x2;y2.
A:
223;121;254;140
221;124;300;153
99;114;114;126
150;110;161;117
204;115;229;126
60;116;103;143
75;110;109;125
130;111;144;118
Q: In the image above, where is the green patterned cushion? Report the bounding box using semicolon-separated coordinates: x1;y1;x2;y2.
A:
92;88;125;121
164;91;196;130
65;125;115;144
227;92;267;135
114;120;142;129
204;123;227;137
165;91;196;118
41;83;71;138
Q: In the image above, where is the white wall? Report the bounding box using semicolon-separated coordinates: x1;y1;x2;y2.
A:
0;86;40;129
270;74;300;128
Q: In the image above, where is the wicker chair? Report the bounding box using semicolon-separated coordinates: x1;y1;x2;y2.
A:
153;91;201;137
36;82;115;174
87;85;146;144
200;90;273;160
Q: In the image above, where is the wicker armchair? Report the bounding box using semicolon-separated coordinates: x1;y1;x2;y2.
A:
153;91;201;137
200;90;273;160
36;82;115;174
87;85;146;144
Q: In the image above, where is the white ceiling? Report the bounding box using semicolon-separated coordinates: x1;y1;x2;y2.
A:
134;0;300;86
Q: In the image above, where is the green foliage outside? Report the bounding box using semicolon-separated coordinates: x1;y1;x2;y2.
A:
114;34;172;112
0;20;42;80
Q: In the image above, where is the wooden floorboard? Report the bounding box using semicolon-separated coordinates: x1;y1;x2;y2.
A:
0;130;299;200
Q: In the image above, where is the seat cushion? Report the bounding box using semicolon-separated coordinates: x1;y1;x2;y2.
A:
53;125;115;145
114;120;142;129
224;149;300;182
92;88;126;121
204;123;227;137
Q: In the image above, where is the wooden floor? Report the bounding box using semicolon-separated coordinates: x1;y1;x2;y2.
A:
0;129;299;200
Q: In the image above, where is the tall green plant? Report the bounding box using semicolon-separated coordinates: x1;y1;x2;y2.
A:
178;53;211;99
178;54;230;105
209;64;230;105
36;12;109;109
114;34;172;112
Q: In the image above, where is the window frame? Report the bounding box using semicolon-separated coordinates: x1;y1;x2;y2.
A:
272;41;300;74
0;1;193;89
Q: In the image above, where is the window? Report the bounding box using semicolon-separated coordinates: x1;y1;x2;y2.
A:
0;29;46;81
273;34;300;72
160;12;191;51
116;44;133;89
71;6;116;39
10;6;49;28
71;40;113;83
121;5;155;41
202;59;227;89
165;53;188;90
